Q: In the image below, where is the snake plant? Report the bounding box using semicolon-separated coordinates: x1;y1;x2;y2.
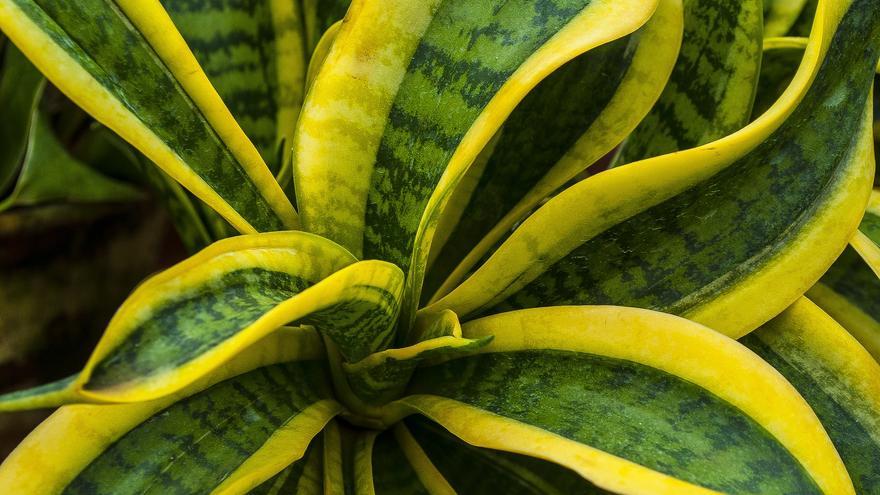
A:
1;0;879;493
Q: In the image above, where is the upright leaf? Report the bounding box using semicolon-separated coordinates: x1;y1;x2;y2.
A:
0;0;298;233
161;0;308;174
295;0;661;323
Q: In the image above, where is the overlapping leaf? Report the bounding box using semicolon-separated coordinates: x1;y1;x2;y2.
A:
294;0;662;327
0;0;298;233
426;0;878;338
389;306;853;494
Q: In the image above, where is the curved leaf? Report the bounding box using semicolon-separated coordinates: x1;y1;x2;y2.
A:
741;298;880;494
0;232;404;407
0;0;298;233
422;0;682;300
363;426;452;495
294;0;661;324
614;0;763;165
0;345;339;493
752;37;806;118
161;0;308;174
426;0;878;338
343;310;491;406
391;306;853;495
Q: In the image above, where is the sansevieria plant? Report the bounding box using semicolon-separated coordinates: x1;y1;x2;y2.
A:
1;0;879;492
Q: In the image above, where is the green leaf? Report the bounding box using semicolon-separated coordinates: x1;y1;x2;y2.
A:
422;0;681;302
0;359;340;494
342;310;491;407
392;306;854;494
161;0;308;174
364;427;450;495
741;298;880;494
0;113;142;212
294;0;661;325
614;0;763;165
426;0;878;338
405;417;610;494
0;0;298;233
0;41;43;196
0;232;404;408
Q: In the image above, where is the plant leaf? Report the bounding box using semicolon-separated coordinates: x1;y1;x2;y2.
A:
0;0;298;232
0;113;142;212
426;0;878;338
614;0;763;165
0;232;404;407
423;0;681;301
390;306;854;495
342;310;491;406
301;0;351;55
741;298;880;494
161;0;307;175
404;417;609;494
294;0;661;323
360;426;454;495
0;345;340;493
752;37;806;118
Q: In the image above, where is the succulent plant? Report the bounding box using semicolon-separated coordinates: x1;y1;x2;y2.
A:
0;0;879;493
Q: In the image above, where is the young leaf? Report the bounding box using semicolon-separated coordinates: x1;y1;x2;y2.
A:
393;306;854;495
0;0;298;232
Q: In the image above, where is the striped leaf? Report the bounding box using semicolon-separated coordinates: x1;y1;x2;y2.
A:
425;0;878;338
0;231;405;408
422;0;681;302
294;0;661;325
390;306;854;495
614;0;763;165
0;354;340;494
404;417;610;494
342;310;491;407
0;0;298;233
741;298;880;494
161;0;307;175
